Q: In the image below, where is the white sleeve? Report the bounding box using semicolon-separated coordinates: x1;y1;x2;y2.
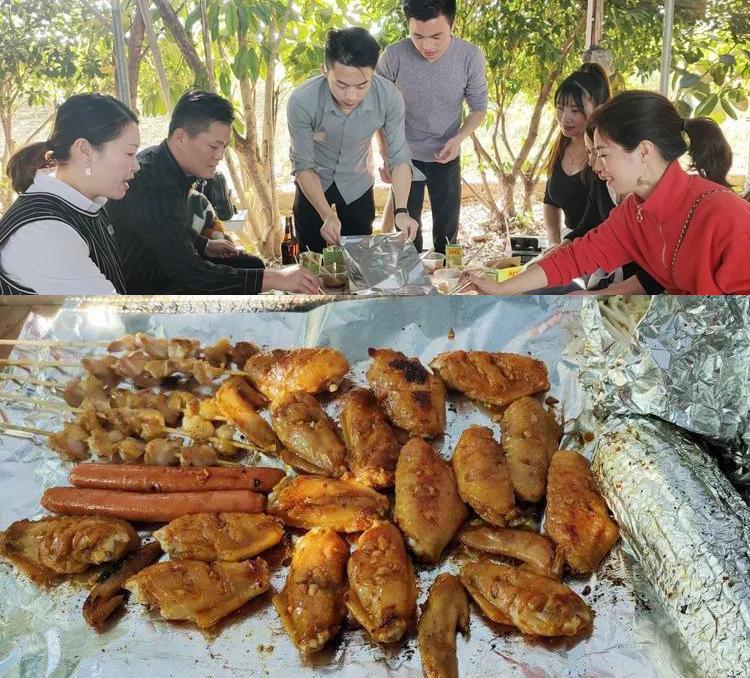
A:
0;219;118;295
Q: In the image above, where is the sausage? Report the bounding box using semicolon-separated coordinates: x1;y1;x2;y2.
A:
41;487;265;522
69;464;285;494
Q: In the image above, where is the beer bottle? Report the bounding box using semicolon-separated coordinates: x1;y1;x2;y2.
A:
281;216;301;265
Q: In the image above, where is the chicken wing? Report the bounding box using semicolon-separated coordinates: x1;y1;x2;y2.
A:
125;558;269;628
0;516;139;585
500;396;562;502
270;391;347;477
153;512;284;562
215;377;278;453
417;574;469;678
458;525;563;580
267;475;389;533
460;559;592;637
273;527;349;654
544;450;619;573
394;438;468;562
243;348;349;401
340;388;400;488
366;348;445;438
430;351;549;408
451;426;516;526
345;521;417;643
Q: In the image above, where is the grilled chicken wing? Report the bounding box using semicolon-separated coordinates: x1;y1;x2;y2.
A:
270;391;347;477
215;377;278;452
340;388;401;488
83;541;163;629
243;348;349;401
500;396;562;502
345;521;417;643
273;527;349;654
267;475;389;533
451;426;516;526
430;351;549;408
545;450;619;573
394;438;468;562
0;516;139;585
458;525;563;580
460;559;592;637
366;348;446;438
125;558;269;628
417;574;469;678
153;513;284;562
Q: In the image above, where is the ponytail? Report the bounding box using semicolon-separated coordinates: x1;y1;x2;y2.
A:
684;117;732;188
6;142;54;194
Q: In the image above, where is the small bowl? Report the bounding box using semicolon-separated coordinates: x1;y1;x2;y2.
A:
433;268;461;292
320;263;347;288
421;252;445;273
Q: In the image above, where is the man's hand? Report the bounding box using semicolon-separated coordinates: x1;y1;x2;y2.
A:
320;213;343;245
262;265;322;294
205;239;238;258
379;165;392;184
434;135;462;164
394;212;419;243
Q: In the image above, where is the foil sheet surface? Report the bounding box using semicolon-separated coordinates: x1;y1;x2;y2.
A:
591;415;750;678
0;297;691;677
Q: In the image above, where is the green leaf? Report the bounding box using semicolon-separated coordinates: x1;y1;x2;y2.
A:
732;94;748;112
718;54;736;67
711;65;725;86
678;72;701;89
720;97;738;120
694;93;719;117
219;70;232;97
247;49;260;81
674;99;693;118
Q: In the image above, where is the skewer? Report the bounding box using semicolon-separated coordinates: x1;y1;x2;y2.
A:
0;338;107;348
0;357;247;377
0;373;64;391
449;279;477;296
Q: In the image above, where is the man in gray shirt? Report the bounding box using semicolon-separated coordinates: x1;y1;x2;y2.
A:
288;27;420;252
376;0;488;254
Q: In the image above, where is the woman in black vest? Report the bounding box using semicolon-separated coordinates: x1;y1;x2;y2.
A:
0;93;140;294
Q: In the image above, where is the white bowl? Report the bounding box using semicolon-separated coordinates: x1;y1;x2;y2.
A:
433;267;461;292
422;252;445;273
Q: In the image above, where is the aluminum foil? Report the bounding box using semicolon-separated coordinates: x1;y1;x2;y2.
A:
341;234;435;295
591;415;750;678
580;296;750;490
0;296;690;678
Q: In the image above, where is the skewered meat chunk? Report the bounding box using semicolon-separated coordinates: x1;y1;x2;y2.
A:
0;515;139;585
115;437;146;462
273;528;348;654
125;558;270;629
178;444;218;467
394;438;468;562
80;355;119;387
49;422;90;461
430;351;550;408
88;429;126;460
144;438;182;466
366;348;446;439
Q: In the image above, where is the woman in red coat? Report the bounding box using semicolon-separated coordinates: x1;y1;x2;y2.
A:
463;91;750;295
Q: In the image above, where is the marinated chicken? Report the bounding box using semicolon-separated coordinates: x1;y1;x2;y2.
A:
267;475;389;533
270;391;347;477
451;426;516;526
366;348;446;438
83;541;163;629
345;521;417;643
153;512;284;561
460;559;592;637
458;525;563;580
500;396;562;502
545;450;620;573
0;515;139;585
340;388;400;489
417;574;469;678
243;347;350;401
273;527;349;654
125;558;270;628
394;438;468;562
430;351;550;408
49;422;90;461
215;377;277;453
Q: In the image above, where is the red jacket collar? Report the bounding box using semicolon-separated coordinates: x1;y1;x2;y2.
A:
635;161;690;223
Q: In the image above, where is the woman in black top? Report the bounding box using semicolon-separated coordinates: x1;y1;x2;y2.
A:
543;63;611;245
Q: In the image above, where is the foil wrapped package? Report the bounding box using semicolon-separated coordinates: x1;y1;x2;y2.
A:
0;296;692;678
591;415;750;678
581;296;750;489
341;234;435;295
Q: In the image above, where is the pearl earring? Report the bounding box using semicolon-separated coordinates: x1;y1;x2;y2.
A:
636;157;650;187
85;161;92;177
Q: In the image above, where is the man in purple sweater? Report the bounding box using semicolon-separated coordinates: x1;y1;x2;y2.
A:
376;0;488;254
